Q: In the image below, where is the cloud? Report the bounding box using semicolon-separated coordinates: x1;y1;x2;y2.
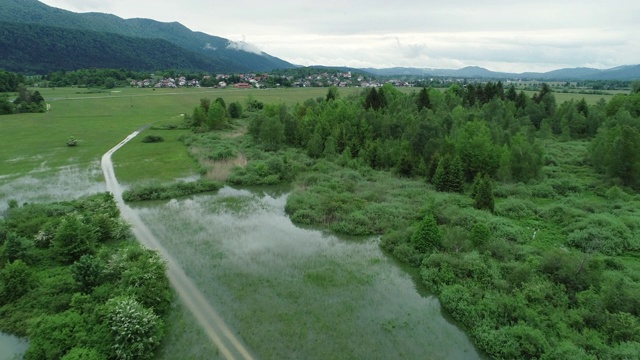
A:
37;0;640;72
226;40;264;56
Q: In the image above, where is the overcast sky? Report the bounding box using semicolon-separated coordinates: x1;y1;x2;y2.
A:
39;0;639;73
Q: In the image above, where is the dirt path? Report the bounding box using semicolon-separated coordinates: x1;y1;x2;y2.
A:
101;130;254;360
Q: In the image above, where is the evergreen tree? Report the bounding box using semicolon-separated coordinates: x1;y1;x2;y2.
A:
411;213;442;254
416;87;431;110
472;174;495;212
432;157;448;191
470;222;491;247
448;155;465;193
326;86;339;101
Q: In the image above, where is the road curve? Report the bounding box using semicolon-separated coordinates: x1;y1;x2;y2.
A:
101;130;254;360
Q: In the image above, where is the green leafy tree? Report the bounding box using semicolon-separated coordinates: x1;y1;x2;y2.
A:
454;120;500;180
106;296;164;360
206;102;227;130
0;259;34;304
53;214;97;264
2;232;27;263
62;348;107;360
228;101;243;119
70;254;104;293
411;213;442;254
191;105;206;128
259;115;285;151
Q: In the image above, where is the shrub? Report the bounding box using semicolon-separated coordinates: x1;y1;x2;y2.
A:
122;180;222;202
494;198;538;220
106;296;164;360
566;213;636;255
141;135;164;143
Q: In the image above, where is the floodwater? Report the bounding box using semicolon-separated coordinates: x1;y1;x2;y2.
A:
134;187;481;359
0;164;105;212
0;332;27;360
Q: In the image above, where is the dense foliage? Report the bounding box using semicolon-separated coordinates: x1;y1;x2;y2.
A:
0;85;46;115
0;193;172;359
183;83;640;359
122;180;223;202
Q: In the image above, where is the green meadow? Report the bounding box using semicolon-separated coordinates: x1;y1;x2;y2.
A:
1;87;366;182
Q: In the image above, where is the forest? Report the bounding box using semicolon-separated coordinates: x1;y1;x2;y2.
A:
180;82;640;359
0;194;172;360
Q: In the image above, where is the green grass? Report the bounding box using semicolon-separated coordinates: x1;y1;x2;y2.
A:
0;87;363;182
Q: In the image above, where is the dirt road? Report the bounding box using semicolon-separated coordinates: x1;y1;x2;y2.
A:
101;130;254;360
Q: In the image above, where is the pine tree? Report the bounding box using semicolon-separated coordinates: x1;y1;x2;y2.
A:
411;213;442;254
448;155;465;193
432;157;448;191
472;174;495;212
416;87;431;110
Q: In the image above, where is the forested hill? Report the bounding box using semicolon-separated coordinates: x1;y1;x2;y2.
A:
0;22;224;74
0;0;295;73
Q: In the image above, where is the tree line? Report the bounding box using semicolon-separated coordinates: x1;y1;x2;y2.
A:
184;82;640;358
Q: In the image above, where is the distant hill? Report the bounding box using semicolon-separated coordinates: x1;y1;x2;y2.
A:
364;64;640;80
0;22;223;74
0;0;295;73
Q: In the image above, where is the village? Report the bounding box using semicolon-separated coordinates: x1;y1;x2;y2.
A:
130;70;413;89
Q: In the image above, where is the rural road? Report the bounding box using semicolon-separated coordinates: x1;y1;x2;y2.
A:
101;129;254;360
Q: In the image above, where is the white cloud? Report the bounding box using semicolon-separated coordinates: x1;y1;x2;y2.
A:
226;41;264;56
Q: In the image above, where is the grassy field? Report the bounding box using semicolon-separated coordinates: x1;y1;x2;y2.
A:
0;87;364;182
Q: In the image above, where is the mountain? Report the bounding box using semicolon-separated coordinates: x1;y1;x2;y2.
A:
0;22;223;74
364;65;640;80
0;0;295;73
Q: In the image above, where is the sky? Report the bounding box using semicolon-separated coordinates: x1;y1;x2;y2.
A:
39;0;640;73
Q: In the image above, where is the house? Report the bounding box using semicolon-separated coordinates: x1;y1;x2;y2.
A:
234;82;252;89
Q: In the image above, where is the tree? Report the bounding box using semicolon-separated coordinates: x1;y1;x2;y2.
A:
471;222;491;247
106;296;164;360
2;232;27;263
472;174;495;212
259;115;285;151
432;155;464;192
228;101;243;119
364;87;384;111
53;214;97;264
326;86;339;101
411;213;442;254
70;254;104;293
416;87;431;110
191;105;207;128
0;259;34;304
206;102;226;130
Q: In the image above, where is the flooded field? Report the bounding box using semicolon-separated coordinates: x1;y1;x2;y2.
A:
135;187;480;359
0;164;105;212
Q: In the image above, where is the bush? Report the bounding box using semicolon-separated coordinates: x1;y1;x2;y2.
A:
122;180;222;202
141;135;164;143
106;296;164;360
566;213;636;255
494;198;538;220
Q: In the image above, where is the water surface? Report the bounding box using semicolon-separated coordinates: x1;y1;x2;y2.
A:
136;187;481;359
0;332;27;360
